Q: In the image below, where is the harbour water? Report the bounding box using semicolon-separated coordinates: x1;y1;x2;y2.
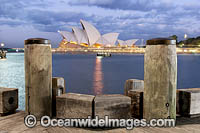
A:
0;53;200;110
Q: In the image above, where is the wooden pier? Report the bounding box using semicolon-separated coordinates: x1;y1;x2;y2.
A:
0;111;200;133
1;38;200;133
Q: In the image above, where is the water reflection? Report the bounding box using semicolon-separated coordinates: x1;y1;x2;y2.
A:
0;53;25;110
93;58;103;95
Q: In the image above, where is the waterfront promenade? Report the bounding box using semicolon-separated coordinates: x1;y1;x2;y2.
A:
7;47;200;54
52;47;200;54
1;111;200;133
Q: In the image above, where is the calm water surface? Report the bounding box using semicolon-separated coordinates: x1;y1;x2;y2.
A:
0;53;200;110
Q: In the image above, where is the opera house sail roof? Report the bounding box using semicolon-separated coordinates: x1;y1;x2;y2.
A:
96;36;110;46
80;19;101;46
58;19;138;47
72;27;88;44
118;39;138;46
58;31;78;43
102;33;119;46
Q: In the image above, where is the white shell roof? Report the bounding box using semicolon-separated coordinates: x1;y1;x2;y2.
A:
118;39;138;46
72;27;89;44
58;31;78;43
118;39;126;45
102;33;119;46
126;39;138;46
96;36;110;45
80;19;101;45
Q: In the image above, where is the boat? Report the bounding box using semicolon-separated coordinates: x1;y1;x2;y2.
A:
96;52;111;58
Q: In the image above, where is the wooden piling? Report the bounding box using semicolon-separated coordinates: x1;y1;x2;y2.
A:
128;90;143;119
52;77;66;117
24;38;52;119
124;79;144;96
56;93;95;118
124;79;144;119
52;77;66;96
144;38;177;120
177;88;200;117
0;87;18;115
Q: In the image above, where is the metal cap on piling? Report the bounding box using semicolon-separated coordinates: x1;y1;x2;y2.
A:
25;38;51;45
147;38;176;45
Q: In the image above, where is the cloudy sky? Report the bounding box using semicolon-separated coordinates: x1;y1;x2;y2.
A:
0;0;200;48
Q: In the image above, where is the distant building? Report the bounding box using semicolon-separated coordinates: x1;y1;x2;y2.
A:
58;20;138;48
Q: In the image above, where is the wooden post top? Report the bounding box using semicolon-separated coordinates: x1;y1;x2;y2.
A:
25;38;51;45
147;38;176;45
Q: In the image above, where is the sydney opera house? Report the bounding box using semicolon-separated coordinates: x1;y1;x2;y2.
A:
58;19;138;49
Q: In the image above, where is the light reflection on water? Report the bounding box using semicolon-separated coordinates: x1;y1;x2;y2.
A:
0;53;25;110
93;58;103;95
1;53;200;111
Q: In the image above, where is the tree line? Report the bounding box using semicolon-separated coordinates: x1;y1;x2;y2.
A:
169;35;200;47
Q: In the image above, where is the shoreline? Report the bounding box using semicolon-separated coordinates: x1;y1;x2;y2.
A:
5;47;200;54
52;47;200;54
5;51;200;55
52;51;200;55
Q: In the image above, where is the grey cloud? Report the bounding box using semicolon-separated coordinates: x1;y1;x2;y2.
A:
69;0;174;11
25;9;92;32
0;20;26;27
0;0;92;32
0;1;25;19
0;0;200;46
90;13;187;41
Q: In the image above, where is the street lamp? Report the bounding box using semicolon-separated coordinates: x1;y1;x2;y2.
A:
0;43;4;51
184;34;188;39
183;34;187;47
1;43;4;47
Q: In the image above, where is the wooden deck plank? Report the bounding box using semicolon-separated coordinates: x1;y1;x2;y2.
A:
142;127;161;133
151;127;190;133
0;111;25;121
174;127;192;133
1;111;200;133
177;124;200;132
47;127;75;133
0;112;25;128
0;115;27;132
21;125;48;133
125;128;144;133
